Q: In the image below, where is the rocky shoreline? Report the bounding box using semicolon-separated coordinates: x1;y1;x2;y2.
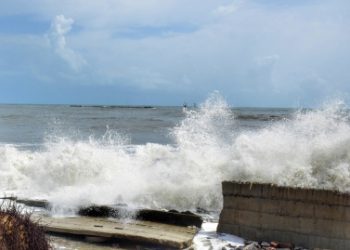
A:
230;240;310;250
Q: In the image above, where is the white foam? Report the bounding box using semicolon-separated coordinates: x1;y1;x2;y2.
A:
1;94;350;212
193;222;244;250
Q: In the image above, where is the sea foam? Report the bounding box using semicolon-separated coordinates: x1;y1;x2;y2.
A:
1;93;350;212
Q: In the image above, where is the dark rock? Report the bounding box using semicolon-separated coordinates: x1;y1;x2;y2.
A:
270;242;279;248
245;240;259;245
222;247;236;250
243;242;261;250
196;207;210;214
278;242;294;248
261;241;270;247
78;205;203;227
78;205;116;217
136;209;203;227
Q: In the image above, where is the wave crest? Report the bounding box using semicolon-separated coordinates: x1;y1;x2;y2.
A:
1;95;350;212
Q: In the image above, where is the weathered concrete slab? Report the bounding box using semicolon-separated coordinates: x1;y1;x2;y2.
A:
34;215;197;249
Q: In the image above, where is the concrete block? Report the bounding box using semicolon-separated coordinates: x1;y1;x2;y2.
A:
262;184;275;199
222;182;237;196
290;232;310;248
314;203;344;221
218;209;238;224
286;187;297;201
224;196;262;212
260;199;282;215
260;212;283;231
313;219;345;238
219;182;350;249
293;201;314;218
240;183;254;197
299;217;314;235
217;223;240;235
239;225;257;240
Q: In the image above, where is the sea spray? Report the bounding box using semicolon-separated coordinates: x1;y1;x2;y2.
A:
1;95;350;213
230;100;350;190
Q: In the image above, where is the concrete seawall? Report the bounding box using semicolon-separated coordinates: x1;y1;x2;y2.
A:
217;181;350;249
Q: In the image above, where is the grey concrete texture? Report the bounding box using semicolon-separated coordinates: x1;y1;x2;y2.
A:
222;182;350;206
223;196;350;221
218;223;350;249
218;181;350;249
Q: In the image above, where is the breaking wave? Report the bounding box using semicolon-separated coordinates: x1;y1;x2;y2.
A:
1;93;350;212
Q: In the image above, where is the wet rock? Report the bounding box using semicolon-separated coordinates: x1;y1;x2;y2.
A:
222;246;235;250
78;205;114;217
78;205;203;227
136;209;203;227
261;241;270;247
243;242;261;250
278;242;294;248
270;241;279;248
196;207;210;214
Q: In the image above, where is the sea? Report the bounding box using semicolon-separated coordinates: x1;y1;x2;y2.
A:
1;93;350;214
2;93;350;248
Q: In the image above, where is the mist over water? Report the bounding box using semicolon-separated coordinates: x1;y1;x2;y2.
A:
1;94;350;213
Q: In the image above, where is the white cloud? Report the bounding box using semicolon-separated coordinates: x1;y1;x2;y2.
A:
1;0;350;105
214;1;241;16
255;55;280;67
48;15;86;71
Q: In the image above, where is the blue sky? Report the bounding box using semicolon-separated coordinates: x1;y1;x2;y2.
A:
0;0;349;107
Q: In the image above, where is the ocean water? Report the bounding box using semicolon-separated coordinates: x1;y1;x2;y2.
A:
1;93;350;213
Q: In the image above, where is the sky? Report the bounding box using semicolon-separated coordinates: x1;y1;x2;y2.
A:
0;0;349;107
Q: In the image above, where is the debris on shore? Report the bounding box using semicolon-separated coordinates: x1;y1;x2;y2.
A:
229;240;309;250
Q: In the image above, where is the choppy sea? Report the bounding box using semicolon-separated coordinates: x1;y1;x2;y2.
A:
1;93;350;248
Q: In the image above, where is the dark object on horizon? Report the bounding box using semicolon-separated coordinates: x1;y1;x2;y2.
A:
0;204;51;250
69;105;154;109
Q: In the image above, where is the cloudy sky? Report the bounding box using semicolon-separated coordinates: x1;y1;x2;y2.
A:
0;0;349;107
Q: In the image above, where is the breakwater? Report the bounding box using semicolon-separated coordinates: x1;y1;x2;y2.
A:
218;181;350;249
